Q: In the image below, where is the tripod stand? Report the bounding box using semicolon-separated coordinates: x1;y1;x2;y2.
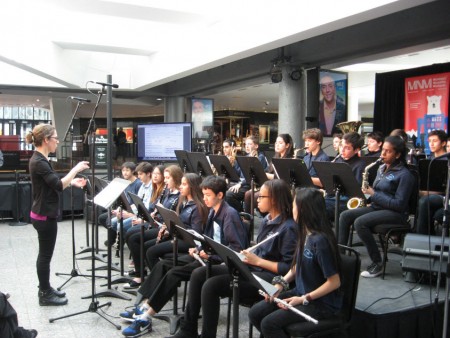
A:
55;98;93;289
49;81;122;330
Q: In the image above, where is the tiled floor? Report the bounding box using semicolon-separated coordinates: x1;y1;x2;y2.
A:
0;217;252;338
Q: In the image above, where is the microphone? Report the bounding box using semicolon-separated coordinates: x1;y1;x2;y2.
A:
69;96;91;103
94;81;119;88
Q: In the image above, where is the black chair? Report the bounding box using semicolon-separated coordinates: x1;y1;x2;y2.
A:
285;246;361;338
371;167;419;279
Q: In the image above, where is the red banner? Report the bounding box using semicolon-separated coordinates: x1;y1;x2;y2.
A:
405;73;450;148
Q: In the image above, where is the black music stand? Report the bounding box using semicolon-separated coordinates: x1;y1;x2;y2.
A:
128;192;154;296
208;154;241;183
235;156;268;240
152;205;188;334
103;191;135;286
203;236;278;338
312;162;364;243
186;152;214;177
271;158;314;193
80;178;131;301
50;178;132;329
175;150;195;173
418;159;448;192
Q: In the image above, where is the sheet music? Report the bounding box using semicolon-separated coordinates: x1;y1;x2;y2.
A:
93;178;131;209
253;274;279;296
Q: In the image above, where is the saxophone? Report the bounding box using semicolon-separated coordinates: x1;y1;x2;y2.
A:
347;158;383;209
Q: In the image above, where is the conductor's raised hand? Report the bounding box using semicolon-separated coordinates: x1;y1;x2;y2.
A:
74;161;90;173
71;177;87;188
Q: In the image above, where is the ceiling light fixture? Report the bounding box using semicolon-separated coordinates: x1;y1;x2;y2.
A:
289;69;302;81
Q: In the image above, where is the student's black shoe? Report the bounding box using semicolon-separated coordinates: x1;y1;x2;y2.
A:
16;327;38;338
49;286;66;298
38;289;68;306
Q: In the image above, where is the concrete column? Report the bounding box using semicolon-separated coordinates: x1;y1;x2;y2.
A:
278;66;306;148
164;96;186;122
50;98;74;159
348;92;359;122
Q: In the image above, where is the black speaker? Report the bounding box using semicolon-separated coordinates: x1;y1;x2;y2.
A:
402;234;450;274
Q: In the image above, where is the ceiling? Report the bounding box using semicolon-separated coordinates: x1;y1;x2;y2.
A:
0;0;449;119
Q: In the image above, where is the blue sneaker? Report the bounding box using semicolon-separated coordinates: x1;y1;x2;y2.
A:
120;306;144;322
122;318;151;336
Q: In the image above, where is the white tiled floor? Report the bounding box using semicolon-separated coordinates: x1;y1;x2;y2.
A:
0;218;252;338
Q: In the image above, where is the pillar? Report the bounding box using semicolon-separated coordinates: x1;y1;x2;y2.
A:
164;96;186;122
278;66;306;148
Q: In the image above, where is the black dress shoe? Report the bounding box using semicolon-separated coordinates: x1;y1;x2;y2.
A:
49;286;66;298
38;289;68;306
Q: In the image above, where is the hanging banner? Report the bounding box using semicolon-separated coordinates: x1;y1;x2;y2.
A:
405;72;450;151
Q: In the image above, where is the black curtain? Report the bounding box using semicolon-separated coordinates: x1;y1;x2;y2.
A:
373;62;450;135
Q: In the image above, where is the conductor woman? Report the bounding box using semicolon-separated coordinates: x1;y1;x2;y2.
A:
26;124;89;306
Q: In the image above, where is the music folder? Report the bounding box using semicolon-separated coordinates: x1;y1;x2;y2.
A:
203;235;278;296
174;225;211;252
93;178;131;209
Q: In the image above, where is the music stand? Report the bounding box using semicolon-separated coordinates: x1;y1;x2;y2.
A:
418;159;447;192
153;205;187;334
235;156;268;240
128;192;155;296
186;152;214;177
203;236;278;338
208;154;241;183
175;150;195;173
271;158;314;193
50;178;132;328
312;162;364;243
103;191;135;286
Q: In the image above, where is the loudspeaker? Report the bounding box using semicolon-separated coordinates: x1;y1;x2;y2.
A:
402;234;450;274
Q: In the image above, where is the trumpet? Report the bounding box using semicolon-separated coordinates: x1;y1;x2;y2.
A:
347;158;383;209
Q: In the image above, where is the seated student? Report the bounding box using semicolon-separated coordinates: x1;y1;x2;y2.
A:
338;136;415;278
416;129;448;235
227;135;270;212
365;131;384;157
0;292;37;338
325;132;366;220
97;162;142;246
244;133;294;213
124;165;182;288
222;139;250;212
168;179;297;338
121;176;248;337
249;188;342;338
331;133;342;161
302;128;330;187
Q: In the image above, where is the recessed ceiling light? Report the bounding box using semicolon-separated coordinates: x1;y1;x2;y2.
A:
156;97;162;101
36;99;40;102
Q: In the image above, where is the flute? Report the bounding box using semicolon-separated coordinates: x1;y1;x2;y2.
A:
246;232;279;252
258;290;318;324
192;252;206;267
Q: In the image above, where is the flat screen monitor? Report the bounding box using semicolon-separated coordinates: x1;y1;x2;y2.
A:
137;122;192;162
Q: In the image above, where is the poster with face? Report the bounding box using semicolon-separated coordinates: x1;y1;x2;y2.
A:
191;98;213;139
318;70;348;136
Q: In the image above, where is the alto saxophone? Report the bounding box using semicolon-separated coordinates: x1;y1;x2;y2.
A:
347;158;383;209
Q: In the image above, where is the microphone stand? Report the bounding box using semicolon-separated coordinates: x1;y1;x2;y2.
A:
50;84;122;330
433;156;450;338
55;100;91;290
